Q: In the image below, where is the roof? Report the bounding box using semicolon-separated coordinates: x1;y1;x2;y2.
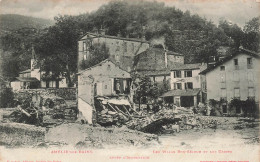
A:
161;88;201;97
200;48;260;74
77;58;129;75
170;63;202;70
80;32;149;43
167;50;183;56
14;77;39;82
135;70;171;76
19;69;31;74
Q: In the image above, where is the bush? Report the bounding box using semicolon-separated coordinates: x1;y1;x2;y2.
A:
208;99;223;116
0;88;14;108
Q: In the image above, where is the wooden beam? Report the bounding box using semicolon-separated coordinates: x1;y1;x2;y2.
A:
107;103;118;112
122;105;131;116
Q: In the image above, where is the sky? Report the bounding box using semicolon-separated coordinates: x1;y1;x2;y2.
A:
0;0;259;27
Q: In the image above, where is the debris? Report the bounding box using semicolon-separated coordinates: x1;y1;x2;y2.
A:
5;94;78;127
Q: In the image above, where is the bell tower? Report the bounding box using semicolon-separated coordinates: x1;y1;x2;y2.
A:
31;45;36;70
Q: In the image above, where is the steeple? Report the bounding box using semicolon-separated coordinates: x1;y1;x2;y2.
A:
31;45;36;70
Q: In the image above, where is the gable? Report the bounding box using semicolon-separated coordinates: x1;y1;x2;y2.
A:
200;48;260;75
206;52;260;75
79;60;131;78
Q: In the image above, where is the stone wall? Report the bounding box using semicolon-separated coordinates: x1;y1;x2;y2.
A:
14;88;76;100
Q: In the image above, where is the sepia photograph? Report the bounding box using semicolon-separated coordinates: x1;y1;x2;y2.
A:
0;0;259;161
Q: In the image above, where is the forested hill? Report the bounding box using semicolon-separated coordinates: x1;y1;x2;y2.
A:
0;0;259;84
0;14;54;33
73;1;258;62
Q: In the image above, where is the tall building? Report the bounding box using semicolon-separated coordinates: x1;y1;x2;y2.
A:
200;48;260;114
78;32;150;72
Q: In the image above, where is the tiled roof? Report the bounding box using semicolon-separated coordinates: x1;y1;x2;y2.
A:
80;32;149;43
15;77;39;82
135;70;171;76
167;51;183;56
77;58;129;75
169;63;202;70
19;69;31;74
161;88;200;97
200;47;260;74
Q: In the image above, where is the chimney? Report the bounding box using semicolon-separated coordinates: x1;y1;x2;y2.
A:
100;29;105;35
164;49;167;68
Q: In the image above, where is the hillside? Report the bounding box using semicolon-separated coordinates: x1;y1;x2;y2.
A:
0;14;54;33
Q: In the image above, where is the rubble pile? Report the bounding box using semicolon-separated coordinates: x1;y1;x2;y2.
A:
97;110;129;126
125;106;224;134
3;94;77;127
126;106;194;131
95;97;136;127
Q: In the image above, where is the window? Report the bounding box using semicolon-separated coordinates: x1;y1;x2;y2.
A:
83;42;87;51
247;72;254;81
184;70;192;77
234;59;239;70
185;82;193;89
83;54;87;60
220;74;226;82
107;64;111;71
131;43;135;52
222;105;227;113
115;55;120;62
234;88;240;99
104;85;107;89
220;88;227;101
174;71;181;78
116;41;120;51
220;66;225;71
174;83;182;90
221;88;226;97
234;59;238;65
233;72;239;82
247;58;252;65
123;42;127;52
248;87;255;97
247;58;253;69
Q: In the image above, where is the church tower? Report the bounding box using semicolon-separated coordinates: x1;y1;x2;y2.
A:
31;45;36;70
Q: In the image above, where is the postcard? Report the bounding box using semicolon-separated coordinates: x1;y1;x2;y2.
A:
0;0;259;162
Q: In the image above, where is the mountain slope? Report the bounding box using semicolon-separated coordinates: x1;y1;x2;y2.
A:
0;14;54;33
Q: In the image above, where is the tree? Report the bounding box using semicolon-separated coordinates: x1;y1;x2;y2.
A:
0;28;44;79
242;17;260;52
132;74;163;110
80;43;109;70
219;19;243;49
36;15;85;87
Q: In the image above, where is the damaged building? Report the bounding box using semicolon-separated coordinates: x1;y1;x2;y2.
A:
77;59;133;124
